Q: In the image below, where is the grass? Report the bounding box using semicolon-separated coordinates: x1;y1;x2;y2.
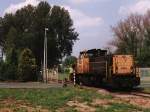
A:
0;86;111;111
140;75;150;93
0;87;72;110
0;86;149;112
95;103;143;112
58;73;70;80
105;103;141;112
142;87;150;94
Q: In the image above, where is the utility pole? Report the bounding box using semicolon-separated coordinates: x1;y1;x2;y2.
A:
44;28;48;83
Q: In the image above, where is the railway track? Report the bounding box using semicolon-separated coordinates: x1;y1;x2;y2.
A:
46;80;150;108
80;85;150;99
130;91;150;98
108;88;150;99
48;79;150;99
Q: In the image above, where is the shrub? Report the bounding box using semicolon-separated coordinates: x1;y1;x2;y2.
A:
18;48;37;81
0;61;17;81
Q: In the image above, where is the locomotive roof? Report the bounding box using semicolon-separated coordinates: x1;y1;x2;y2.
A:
80;49;107;55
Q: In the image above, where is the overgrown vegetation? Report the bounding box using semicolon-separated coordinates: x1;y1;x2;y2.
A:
63;56;77;67
111;11;150;67
0;1;78;81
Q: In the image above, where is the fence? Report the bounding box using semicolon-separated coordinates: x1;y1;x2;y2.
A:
140;68;150;82
140;68;150;77
42;68;70;83
41;68;58;82
47;69;59;82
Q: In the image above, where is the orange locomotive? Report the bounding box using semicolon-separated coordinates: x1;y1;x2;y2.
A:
74;49;140;88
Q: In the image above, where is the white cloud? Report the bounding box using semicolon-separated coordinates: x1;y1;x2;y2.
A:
4;0;103;29
4;0;45;15
69;0;91;4
69;0;110;4
63;6;103;29
63;5;104;56
119;0;150;15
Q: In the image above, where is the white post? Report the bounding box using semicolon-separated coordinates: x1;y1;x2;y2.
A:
73;70;76;86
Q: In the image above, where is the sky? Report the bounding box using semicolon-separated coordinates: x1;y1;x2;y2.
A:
1;0;150;56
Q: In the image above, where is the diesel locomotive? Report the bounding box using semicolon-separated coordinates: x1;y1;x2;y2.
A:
73;49;140;88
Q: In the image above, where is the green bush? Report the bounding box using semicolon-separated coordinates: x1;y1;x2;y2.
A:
18;48;37;81
0;49;38;81
0;61;17;81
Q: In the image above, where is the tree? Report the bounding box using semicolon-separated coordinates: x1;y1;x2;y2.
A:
0;1;78;69
111;12;150;66
0;27;18;80
63;56;77;67
0;59;18;81
5;27;18;64
0;17;4;46
140;10;150;66
111;14;143;55
18;48;37;81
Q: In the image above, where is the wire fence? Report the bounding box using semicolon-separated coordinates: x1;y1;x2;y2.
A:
140;68;150;82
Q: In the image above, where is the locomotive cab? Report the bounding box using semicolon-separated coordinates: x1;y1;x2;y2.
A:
75;49;108;86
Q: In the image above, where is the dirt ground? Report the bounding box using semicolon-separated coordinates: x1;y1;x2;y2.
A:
67;101;96;112
64;88;150;112
0;98;49;112
112;93;150;108
98;88;150;109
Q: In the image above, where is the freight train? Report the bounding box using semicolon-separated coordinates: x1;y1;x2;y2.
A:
72;49;140;88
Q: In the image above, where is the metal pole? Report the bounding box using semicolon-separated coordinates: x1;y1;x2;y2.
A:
43;30;46;82
43;28;48;83
45;28;48;83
